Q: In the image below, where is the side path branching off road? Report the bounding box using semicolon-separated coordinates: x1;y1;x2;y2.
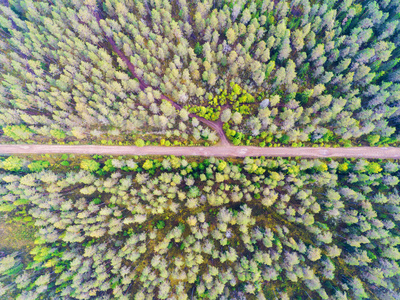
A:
94;9;230;146
1;145;400;159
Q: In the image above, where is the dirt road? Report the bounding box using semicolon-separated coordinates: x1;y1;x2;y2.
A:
1;145;400;159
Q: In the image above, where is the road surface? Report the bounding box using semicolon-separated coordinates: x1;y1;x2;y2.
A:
1;145;400;159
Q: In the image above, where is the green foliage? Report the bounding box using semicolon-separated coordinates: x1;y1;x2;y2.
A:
142;159;154;170
1;0;400;295
187;186;201;198
366;162;382;174
0;204;15;212
367;135;380;146
50;129;66;140
28;160;49;172
194;42;203;56
232;84;242;95
217;160;227;172
265;60;275;77
135;139;145;147
80;159;100;172
13;199;30;206
280;134;290;145
91;198;101;204
102;159;116;172
186;105;220;121
298;63;310;79
338;162;349;172
3;125;33;140
296;89;312;105
1;156;23;171
156;220;165;229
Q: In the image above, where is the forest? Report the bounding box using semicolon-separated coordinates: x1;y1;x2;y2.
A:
0;154;400;299
0;0;399;147
1;0;400;299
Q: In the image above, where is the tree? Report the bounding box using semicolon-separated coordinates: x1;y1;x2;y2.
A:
231;111;242;124
240;9;251;25
1;156;23;171
135;139;145;147
367;135;380;146
50;129;66;140
247;116;262;136
3;125;33;141
278;37;291;60
71;127;87;140
2;1;400;298
366;162;382;174
350;277;368;299
221;109;231;123
307;247;321;261
80;159;100;172
142;160;154;170
194;42;203;56
226;28;237;44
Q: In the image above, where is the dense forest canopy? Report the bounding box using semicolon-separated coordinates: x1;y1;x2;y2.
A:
0;0;399;146
0;154;400;299
1;0;400;299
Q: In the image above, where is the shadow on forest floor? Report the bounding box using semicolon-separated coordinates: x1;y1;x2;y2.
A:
0;219;36;255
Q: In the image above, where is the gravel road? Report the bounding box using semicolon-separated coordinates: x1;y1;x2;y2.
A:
1;145;400;159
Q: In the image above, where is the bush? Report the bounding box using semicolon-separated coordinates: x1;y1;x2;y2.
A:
28;161;49;172
142;160;154;170
2;156;23;172
156;220;166;229
50;129;66;140
80;159;100;172
367;135;380;146
366;162;382;174
280;135;290;144
135;139;145;147
3;125;33;140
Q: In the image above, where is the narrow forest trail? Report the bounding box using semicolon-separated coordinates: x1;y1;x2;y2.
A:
94;11;230;146
1;145;400;159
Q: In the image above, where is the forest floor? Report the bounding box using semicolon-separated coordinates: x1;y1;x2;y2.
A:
1;145;400;159
0;222;35;249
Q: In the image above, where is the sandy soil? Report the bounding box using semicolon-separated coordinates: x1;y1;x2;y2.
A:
1;145;400;159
